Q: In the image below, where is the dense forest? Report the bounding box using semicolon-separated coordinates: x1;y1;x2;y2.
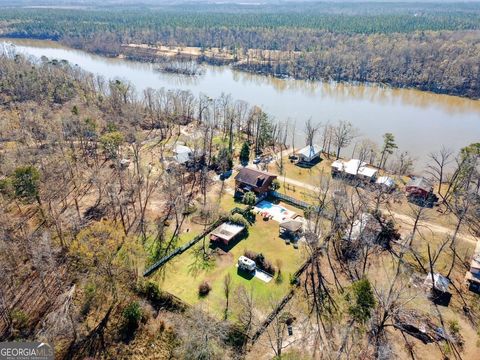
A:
0;2;480;97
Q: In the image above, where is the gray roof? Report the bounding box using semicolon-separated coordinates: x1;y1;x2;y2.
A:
297;144;321;159
280;220;303;232
406;177;432;192
173;144;192;164
210;222;245;242
424;273;450;293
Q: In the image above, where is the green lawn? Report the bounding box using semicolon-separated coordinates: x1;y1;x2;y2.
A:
271;155;333;187
153;213;306;319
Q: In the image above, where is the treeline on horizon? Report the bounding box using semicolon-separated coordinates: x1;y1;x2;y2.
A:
0;4;480;98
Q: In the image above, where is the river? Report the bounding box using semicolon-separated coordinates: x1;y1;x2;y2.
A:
2;38;480;169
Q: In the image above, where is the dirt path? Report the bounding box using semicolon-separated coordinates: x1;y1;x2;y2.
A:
391;212;477;245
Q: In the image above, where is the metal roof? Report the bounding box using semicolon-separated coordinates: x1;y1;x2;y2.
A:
297;144;321;159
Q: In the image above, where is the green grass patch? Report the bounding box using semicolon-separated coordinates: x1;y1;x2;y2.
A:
153;214;306;319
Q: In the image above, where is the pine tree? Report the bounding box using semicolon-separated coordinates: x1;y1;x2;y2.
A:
378;133;397;169
240;142;250;165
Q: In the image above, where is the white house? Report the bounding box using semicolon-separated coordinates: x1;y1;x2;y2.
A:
331;159;378;182
297;144;322;163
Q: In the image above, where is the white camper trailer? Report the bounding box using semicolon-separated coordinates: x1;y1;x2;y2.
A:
238;256;256;272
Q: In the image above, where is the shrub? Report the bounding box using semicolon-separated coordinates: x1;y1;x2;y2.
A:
0;177;13;197
270;179;280;191
275;269;284;284
122;302;142;336
228;213;249;228
198;281;212;296
243;191;256;206
448;319;461;335
10;309;29;335
348;278;376;324
243;250;276;275
140;281;162;303
12;166;40;202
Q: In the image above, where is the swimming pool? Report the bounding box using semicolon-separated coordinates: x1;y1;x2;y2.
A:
255;200;295;222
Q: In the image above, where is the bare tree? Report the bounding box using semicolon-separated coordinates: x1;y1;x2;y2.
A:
427;146;453;197
332;120;357;160
305;118;319;148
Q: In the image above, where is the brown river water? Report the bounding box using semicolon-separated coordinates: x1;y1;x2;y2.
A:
2;38;479;170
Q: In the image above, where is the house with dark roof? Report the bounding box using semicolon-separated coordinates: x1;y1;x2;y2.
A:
234;168;277;195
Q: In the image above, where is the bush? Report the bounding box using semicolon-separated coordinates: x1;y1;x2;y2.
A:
228;213;249;228
347;278;376;324
275;269;284;284
198;281;212;297
122;302;142;336
243;250;276;275
12;166;40;202
270;179;280;191
10;309;29;336
0;177;13;197
243;191;256;206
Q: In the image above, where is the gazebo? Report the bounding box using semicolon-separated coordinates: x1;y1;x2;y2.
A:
279;220;304;239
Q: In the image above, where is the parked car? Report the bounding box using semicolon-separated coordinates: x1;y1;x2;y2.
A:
253;156;262;164
262;156;273;163
219;170;232;180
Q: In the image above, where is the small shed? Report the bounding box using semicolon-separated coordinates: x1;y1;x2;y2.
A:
297;144;322;163
406;177;432;199
465;239;480;293
343;213;381;242
173;144;193;164
376;176;396;189
279;220;304;239
424;273;450;293
238;255;256;272
210;222;245;245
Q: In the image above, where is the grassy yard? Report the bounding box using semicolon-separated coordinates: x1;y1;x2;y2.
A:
153;211;307;319
269;155;333;187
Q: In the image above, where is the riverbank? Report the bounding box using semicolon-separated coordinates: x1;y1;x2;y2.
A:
63;35;480;100
2;33;480;100
2;37;480;170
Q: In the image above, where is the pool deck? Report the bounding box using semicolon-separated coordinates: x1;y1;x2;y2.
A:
254;200;296;222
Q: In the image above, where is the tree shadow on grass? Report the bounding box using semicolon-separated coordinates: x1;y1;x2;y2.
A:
187;244;216;277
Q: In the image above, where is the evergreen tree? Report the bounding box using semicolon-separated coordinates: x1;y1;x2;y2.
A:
348;278;376;324
239;142;250;165
12;166;40;203
378;133;397;169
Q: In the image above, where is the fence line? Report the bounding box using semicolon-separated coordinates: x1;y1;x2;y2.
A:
143;206;251;277
249;246;322;345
